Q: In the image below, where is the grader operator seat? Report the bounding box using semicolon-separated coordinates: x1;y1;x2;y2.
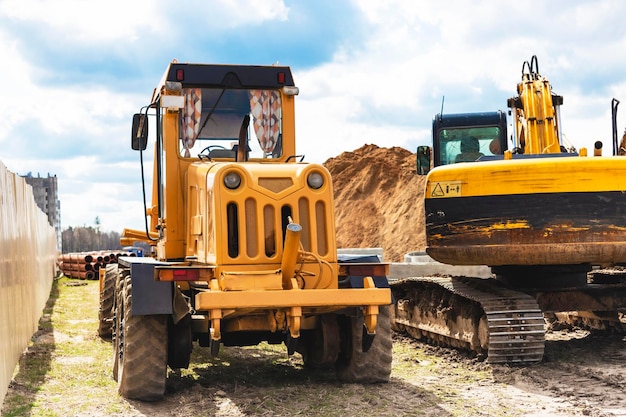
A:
200;113;251;161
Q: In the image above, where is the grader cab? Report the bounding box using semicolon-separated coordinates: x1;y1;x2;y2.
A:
98;61;392;401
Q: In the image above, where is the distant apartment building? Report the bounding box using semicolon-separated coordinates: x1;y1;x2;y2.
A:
23;172;62;251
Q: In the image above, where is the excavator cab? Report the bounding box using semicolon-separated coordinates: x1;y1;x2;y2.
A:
416;111;508;174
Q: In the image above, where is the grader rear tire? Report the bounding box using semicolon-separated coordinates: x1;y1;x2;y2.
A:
114;274;168;401
112;270;127;381
98;264;118;338
335;305;392;383
299;314;340;369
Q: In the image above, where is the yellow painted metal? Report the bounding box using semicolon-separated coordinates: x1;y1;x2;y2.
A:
425;155;626;199
99;267;106;294
514;75;561;154
186;162;338;269
210;309;222;340
119;237;135;247
148;69;298;261
156;104;188;260
281;223;302;288
121;227;158;242
195;284;391;310
288;305;302;338
362;277;379;334
218;269;283;291
425;154;626;266
0;160;57;403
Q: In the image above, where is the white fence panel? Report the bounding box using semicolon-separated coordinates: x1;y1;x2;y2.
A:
0;160;57;403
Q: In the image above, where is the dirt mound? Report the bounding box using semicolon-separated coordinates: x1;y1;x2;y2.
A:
324;144;427;262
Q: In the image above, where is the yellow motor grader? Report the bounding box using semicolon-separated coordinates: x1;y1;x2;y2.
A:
98;61;392;400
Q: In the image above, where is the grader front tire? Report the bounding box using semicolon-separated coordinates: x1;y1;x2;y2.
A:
115;275;168;401
335;305;393;383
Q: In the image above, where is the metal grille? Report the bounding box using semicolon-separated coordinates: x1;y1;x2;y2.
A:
226;195;329;260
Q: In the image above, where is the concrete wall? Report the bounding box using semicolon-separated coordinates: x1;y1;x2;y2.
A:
0;161;57;403
389;251;492;280
337;248;493;281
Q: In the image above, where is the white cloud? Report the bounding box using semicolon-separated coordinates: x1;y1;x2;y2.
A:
210;0;289;28
293;0;626;164
0;32;38;138
0;0;163;43
3;0;626;235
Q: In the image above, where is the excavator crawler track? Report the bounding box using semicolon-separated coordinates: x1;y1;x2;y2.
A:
391;276;545;364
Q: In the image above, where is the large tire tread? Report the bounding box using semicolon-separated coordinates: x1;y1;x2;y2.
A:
97;264;118;338
116;274;168;401
335;305;393;383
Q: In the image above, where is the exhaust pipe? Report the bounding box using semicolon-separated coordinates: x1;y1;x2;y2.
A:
612;98;620;155
281;223;302;289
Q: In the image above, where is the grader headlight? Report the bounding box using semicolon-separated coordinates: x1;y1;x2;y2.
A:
224;172;242;189
307;172;324;189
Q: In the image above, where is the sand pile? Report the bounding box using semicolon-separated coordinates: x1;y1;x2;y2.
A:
324;144;427;262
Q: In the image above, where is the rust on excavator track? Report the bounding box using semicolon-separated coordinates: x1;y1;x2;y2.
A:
391;276;545;364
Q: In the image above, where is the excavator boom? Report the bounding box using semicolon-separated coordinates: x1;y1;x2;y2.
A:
507;55;563;155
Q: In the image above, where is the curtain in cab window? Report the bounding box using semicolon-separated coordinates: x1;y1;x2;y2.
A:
249;90;281;155
182;88;202;157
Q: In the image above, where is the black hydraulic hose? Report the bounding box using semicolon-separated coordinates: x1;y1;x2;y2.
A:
139;104;159;243
521;60;530;76
612;98;620;155
521;55;540;80
530;55;539;76
139;145;157;243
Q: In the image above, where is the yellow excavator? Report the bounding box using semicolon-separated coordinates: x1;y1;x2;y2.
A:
392;55;626;364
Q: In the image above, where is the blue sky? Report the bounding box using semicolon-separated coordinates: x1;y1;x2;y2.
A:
2;0;626;233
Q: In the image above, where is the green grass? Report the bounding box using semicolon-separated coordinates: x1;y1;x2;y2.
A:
1;277;130;417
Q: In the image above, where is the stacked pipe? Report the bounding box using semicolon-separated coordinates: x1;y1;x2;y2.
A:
57;250;137;280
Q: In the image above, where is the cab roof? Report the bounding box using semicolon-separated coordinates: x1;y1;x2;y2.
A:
156;61;295;92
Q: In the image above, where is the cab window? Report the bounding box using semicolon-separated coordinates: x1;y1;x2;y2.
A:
438;126;502;165
179;87;283;159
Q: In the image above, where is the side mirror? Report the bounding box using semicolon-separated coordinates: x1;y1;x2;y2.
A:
131;113;148;151
416;145;431;175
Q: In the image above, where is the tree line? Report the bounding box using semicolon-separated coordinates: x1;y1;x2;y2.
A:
61;226;122;254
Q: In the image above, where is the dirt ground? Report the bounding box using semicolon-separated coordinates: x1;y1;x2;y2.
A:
138;328;626;417
4;283;626;417
323;145;626;416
